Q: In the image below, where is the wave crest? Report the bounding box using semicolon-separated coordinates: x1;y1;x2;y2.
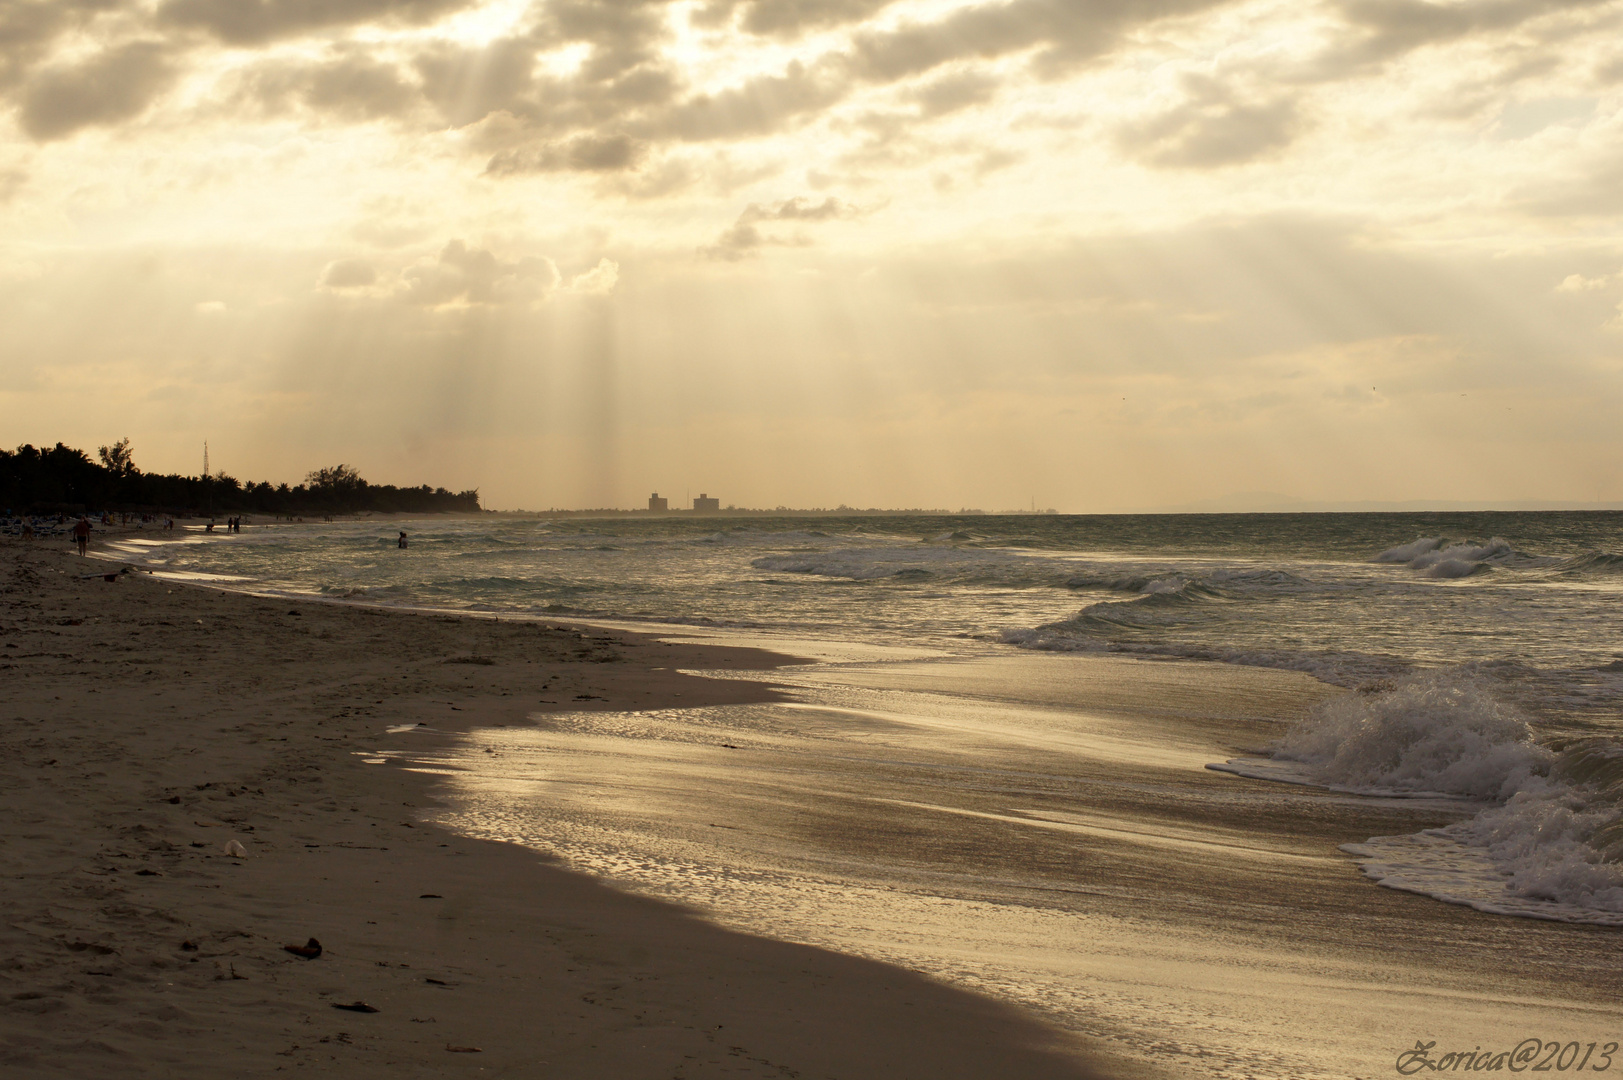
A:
1271;674;1548;799
1374;536;1554;577
1216;672;1623;923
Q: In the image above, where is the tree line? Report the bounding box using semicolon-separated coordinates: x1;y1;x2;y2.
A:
1;441;481;516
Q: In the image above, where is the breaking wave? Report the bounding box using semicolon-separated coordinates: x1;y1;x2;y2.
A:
1210;673;1623;924
1553;551;1623;576
1373;536;1559;578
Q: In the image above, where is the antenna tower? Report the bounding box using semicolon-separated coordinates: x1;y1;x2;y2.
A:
203;441;210;479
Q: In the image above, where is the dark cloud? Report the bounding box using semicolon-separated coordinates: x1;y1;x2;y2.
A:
414;33;682;135
757;194;849;220
303;56;417;119
908;69;1000;117
1116;75;1301;168
701;219;771;259
174;0;1245;181
468;0;1235;160
414;39;544;128
400;239;559;306
17;40;177;141
0;2;74;90
240;52;418;121
484;132;644;174
1597;53;1623;84
701;195;855;259
0;0;124;89
696;0;897;36
1315;0;1615;75
156;0;476;46
656;58;848;141
849;0;1233;85
534;0;669;81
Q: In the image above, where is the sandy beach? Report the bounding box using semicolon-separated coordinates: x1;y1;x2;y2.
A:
0;538;1133;1079
10;528;1623;1080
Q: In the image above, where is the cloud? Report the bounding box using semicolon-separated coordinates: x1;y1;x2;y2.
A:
16;40;178;141
398;240;560;307
533;0;671;81
484;132;645;175
0;165;25;202
907;68;1001;117
602;154;699;198
698;0;898;36
701;195;856;259
0;2;76;90
240;52;419;122
566;257;619;295
1314;0;1616;75
156;0;477;46
414;38;545;128
761;194;850;221
157;0;1243;178
320;258;378;290
654;57;849;141
1556;272;1612;291
848;0;1232;84
1116;75;1302;169
1511;149;1623;217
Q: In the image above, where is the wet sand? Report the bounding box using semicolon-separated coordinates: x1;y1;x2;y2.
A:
0;540;1130;1079
414;653;1623;1077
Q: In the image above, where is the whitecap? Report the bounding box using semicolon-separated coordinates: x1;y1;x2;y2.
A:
1212;672;1623;924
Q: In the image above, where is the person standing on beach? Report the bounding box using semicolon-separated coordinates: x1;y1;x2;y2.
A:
73;517;90;556
398;531;408;549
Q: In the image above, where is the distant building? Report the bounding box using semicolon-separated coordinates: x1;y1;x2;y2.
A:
693;493;720;512
648;492;668;512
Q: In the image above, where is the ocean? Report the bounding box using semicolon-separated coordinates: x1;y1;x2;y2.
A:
105;512;1623;1076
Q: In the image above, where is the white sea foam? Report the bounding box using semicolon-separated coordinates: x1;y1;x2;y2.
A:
1340;828;1623;925
1269;674;1549;798
1419;557;1490;579
1408;538;1513;570
1213;673;1623;923
1373;537;1444;563
1346;773;1623;924
1374;536;1546;578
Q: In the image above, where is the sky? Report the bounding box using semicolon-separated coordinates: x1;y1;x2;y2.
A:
3;0;1623;512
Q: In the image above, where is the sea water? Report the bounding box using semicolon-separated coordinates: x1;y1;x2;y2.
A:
104;512;1623;1074
106;511;1623;928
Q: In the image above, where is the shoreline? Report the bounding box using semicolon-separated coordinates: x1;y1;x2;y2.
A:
0;538;1133;1079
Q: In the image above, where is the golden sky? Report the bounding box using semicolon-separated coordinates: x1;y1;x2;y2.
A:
3;0;1622;510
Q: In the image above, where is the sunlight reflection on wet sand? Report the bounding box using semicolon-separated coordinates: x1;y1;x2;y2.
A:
406;651;1623;1078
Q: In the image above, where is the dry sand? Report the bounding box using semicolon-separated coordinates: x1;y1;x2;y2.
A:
0;539;1132;1079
